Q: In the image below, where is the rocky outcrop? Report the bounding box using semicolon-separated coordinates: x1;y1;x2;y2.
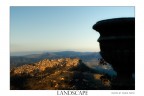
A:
10;58;111;90
11;58;85;75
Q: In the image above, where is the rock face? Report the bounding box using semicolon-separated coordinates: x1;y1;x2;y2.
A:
10;58;111;90
11;58;83;75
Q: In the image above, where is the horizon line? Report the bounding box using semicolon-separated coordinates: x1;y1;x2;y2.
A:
10;50;100;56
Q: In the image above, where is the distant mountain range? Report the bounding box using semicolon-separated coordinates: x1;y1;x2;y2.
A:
10;51;102;68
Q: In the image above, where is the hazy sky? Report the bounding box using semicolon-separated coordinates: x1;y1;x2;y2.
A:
10;6;134;53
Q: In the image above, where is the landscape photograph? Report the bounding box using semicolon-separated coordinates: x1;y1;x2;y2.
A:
10;6;135;90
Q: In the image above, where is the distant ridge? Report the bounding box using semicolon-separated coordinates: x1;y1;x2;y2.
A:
10;51;101;68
